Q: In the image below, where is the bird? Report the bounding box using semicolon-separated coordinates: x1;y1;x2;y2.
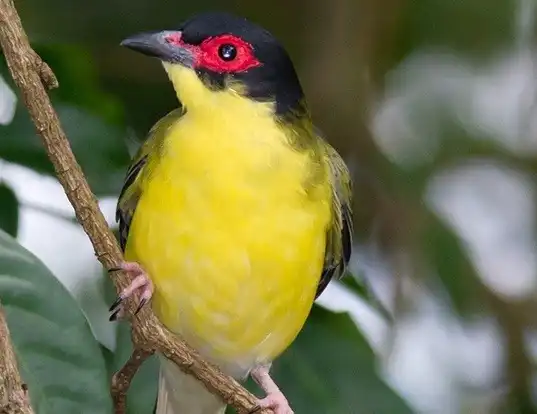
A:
110;11;353;414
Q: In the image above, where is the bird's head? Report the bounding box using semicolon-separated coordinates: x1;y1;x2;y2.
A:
121;12;307;118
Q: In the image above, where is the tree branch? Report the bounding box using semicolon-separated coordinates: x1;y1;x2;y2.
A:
111;348;154;412
0;0;270;412
0;305;34;414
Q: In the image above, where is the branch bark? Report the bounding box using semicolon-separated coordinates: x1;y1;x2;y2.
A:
0;0;270;413
0;305;34;414
111;348;155;412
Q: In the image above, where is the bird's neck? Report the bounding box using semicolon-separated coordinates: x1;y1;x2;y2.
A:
162;62;310;123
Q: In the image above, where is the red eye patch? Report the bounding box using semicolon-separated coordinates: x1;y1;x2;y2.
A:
197;34;261;73
164;32;261;73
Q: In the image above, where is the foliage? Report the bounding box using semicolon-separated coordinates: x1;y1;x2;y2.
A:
0;229;112;413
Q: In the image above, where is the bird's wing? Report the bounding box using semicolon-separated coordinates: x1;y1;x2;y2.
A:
116;108;185;251
316;140;353;298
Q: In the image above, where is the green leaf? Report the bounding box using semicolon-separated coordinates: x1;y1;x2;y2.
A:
0;183;19;237
267;306;412;414
0;229;113;413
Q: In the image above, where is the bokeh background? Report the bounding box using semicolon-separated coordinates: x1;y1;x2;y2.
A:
1;0;537;413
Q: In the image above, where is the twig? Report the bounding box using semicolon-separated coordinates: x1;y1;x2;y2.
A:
0;0;270;413
0;305;34;414
111;348;154;412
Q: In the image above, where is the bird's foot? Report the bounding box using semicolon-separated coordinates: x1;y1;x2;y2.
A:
256;392;293;414
251;365;294;414
108;261;154;321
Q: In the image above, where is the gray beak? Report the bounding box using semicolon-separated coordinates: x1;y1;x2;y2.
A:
120;30;195;67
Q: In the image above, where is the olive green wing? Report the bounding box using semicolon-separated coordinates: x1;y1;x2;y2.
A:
316;141;354;299
116;108;184;251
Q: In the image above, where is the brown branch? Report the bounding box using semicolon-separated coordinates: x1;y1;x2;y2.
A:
0;0;270;413
111;348;154;412
0;305;34;414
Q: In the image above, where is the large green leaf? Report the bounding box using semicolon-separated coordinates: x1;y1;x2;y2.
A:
0;229;113;413
0;183;19;237
268;306;412;414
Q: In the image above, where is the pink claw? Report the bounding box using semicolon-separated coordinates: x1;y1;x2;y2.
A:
108;261;154;321
251;365;294;414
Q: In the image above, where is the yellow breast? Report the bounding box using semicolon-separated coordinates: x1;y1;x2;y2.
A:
124;89;331;375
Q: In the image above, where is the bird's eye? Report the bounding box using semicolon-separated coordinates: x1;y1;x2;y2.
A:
218;44;237;61
198;35;261;72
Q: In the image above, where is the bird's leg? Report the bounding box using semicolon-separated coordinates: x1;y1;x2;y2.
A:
108;261;154;321
250;364;294;414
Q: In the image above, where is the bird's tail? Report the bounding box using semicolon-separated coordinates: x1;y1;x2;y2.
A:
155;356;227;414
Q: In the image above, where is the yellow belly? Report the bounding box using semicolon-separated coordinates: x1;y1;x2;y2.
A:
124;113;331;375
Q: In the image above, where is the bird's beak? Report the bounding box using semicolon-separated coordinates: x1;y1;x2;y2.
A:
120;31;195;67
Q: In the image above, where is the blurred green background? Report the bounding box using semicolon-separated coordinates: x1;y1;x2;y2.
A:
1;0;537;413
